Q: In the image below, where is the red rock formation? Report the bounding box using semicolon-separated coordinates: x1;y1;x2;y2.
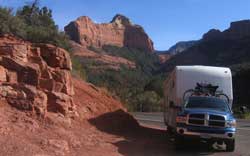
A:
65;14;154;52
70;41;136;70
0;35;75;117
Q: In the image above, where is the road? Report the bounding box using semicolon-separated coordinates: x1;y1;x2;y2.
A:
131;112;250;156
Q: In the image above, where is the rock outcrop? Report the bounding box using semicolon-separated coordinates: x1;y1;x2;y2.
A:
65;14;154;52
70;41;136;70
156;40;198;63
0;35;75;117
203;20;250;41
202;29;222;41
225;20;250;39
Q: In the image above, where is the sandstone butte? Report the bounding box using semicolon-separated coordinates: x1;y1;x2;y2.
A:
0;34;142;156
64;14;154;53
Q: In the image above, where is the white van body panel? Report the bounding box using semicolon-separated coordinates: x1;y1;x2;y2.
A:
163;66;233;128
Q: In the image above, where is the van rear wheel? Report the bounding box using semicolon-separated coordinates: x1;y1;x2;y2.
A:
225;139;235;152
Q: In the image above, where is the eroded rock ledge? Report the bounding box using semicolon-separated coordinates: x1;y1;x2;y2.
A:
0;35;75;117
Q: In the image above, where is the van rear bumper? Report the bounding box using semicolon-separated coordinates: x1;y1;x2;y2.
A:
176;127;235;140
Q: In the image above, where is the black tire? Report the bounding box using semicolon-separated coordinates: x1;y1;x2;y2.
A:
225;139;235;152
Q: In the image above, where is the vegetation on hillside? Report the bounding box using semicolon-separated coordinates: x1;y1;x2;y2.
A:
0;1;70;51
80;46;164;111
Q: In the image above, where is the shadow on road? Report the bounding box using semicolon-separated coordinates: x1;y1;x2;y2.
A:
88;110;221;156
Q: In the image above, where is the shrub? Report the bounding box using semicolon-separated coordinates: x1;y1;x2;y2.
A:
0;7;26;37
0;1;71;51
83;45;164;112
71;57;87;80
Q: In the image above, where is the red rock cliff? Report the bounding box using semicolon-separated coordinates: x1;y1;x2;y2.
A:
64;14;154;52
0;35;75;117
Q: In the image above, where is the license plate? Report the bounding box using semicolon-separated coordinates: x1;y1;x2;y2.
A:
201;134;211;139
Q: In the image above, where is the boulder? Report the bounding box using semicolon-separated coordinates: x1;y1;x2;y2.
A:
47;92;74;116
50;69;74;96
0;44;29;62
0;83;47;116
37;44;72;70
0;35;75;117
0;56;40;86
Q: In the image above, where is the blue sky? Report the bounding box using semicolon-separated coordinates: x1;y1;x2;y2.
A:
1;0;250;50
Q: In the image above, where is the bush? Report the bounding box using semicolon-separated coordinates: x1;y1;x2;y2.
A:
131;91;163;112
0;1;71;51
82;45;164;112
71;56;87;80
0;7;26;37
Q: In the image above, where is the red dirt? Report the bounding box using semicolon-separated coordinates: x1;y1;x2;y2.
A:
0;77;144;156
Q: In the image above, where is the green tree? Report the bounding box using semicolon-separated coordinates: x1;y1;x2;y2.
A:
15;1;71;50
0;7;26;37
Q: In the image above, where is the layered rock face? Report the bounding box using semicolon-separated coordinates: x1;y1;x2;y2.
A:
70;41;136;70
0;35;74;116
65;14;154;52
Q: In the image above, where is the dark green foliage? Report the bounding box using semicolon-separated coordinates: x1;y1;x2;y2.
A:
130;91;163;112
0;7;26;37
144;76;165;97
16;2;71;51
102;45;160;75
83;46;163;111
0;1;71;51
232;64;250;109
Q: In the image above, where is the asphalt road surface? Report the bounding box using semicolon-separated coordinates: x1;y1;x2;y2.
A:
131;112;250;156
